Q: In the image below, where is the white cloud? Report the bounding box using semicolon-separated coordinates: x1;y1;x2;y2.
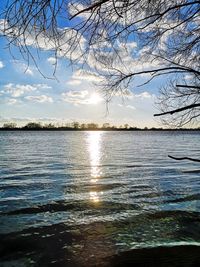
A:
0;18;159;84
47;57;57;64
65;90;88;98
111;90;154;101
72;69;102;82
115;89;133;98
7;98;18;105
36;84;52;90
118;41;137;51
62;90;88;104
25;95;53;103
0;19;85;62
185;74;193;80
118;104;136;110
126;105;136;110
25;68;34;75
68;3;91;19
2;83;52;97
0;19;9;34
66;69;104;92
0;60;4;68
3;83;38;97
62;90;103;105
67;79;82;86
133;92;153;99
86;43;160;78
12;60;34;76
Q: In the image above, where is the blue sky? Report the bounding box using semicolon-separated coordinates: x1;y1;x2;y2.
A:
0;1;164;127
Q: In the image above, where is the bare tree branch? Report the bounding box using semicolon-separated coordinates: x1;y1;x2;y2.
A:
154;103;200;117
168;155;200;163
69;0;110;20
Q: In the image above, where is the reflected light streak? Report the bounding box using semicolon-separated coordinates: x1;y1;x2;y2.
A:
90;191;100;203
87;131;103;203
87;131;102;179
89;191;104;203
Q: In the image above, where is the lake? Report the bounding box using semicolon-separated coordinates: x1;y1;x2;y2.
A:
0;131;200;266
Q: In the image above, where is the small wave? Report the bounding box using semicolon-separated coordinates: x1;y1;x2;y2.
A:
163;193;200;203
4;200;140;215
64;182;126;194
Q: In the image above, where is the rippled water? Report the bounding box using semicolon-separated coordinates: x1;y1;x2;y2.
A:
0;131;200;266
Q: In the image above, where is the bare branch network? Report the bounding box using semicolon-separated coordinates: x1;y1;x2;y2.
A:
1;0;200;127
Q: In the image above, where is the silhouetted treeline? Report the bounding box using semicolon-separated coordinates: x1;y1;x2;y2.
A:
1;122;200;131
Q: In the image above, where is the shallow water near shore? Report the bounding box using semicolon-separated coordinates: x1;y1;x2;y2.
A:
0;130;200;266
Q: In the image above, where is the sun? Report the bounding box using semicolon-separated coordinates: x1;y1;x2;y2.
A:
88;92;103;105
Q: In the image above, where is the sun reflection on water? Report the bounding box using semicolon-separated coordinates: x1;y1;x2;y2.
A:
87;131;103;203
89;191;100;203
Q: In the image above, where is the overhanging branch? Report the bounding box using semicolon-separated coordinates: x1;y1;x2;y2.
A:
176;84;200;89
154;103;200;117
168;155;200;163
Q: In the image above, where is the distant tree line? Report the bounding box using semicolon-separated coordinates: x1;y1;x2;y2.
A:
1;122;199;131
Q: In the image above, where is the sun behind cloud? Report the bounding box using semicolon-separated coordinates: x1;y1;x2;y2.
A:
87;92;103;105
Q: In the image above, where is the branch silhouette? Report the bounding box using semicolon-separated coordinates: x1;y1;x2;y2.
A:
168;155;200;163
154;104;200;117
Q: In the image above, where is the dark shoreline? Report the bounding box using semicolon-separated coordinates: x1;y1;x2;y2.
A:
1;240;200;267
0;128;200;131
107;245;200;267
1;223;200;267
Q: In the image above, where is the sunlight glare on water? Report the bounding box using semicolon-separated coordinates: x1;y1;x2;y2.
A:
87;131;103;202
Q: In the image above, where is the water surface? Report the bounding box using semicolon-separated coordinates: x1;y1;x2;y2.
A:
0;131;200;266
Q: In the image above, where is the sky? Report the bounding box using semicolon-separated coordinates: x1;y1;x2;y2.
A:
0;1;165;128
